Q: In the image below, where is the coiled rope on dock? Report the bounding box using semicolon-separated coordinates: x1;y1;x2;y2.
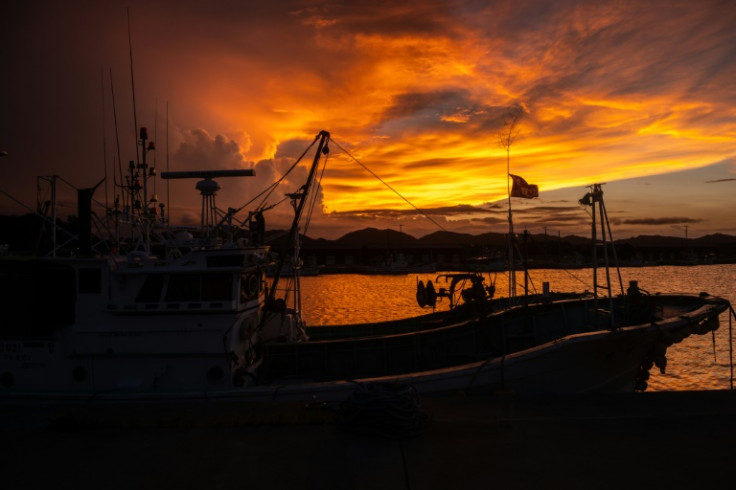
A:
336;383;427;439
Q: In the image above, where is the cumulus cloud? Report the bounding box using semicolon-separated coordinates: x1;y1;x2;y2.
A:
173;129;247;170
165;130;330;230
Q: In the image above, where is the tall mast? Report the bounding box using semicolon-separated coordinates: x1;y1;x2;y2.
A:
499;107;523;299
110;68;123;241
580;183;622;329
507;148;515;298
267;130;330;307
100;67;109;211
127;7;140;167
166;101;170;224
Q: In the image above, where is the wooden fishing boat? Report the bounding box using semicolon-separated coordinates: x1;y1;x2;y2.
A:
255;291;728;400
0;131;730;402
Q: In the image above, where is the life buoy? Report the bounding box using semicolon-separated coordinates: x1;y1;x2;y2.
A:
245;274;259;297
425;280;437;308
416;280;427;308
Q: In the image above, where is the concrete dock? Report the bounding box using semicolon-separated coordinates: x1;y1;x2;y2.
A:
3;390;736;489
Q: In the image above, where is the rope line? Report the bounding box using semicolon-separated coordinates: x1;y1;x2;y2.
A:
336;383;427;439
561;267;593;290
332;139;447;232
229;135;320;221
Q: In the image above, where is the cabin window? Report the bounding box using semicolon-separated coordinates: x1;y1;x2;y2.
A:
166;274;200;302
202;274;233;301
165;273;233;302
78;267;101;294
136;274;165;302
0;261;75;333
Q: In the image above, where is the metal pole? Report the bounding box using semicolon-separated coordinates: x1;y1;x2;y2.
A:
591;189;597;303
601;197;624;295
51;176;57;257
267;131;330;304
507;175;515;298
597;187;615;327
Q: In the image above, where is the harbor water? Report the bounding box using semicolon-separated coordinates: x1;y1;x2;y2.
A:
299;264;736;392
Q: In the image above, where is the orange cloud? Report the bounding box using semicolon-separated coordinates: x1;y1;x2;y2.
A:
2;0;735;239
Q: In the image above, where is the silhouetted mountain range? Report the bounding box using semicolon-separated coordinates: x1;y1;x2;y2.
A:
292;228;736;250
260;227;736;270
617;233;736;247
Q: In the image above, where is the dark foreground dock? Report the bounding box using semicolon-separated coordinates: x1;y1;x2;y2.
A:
3;390;735;489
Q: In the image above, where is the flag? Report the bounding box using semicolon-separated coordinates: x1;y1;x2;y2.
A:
509;174;538;199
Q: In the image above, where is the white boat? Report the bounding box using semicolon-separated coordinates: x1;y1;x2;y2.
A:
0;130;730;402
0;129;319;396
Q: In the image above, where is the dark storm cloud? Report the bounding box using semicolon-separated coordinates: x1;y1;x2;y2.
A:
511;205;582;216
706;178;736;183
471;216;508;225
331;203;494;219
306;0;458;37
378;89;516;138
507;205;586;225
382;91;470;121
613;217;704;226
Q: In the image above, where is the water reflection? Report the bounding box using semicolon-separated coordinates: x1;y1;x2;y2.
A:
299;264;736;392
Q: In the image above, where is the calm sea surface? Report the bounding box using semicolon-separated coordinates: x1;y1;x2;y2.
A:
299;264;736;392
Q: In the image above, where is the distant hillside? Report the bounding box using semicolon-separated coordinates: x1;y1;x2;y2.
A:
416;231;487;247
333;227;419;248
182;225;736;252
693;233;736;245
315;228;595;249
618;234;736;247
289;228;736;250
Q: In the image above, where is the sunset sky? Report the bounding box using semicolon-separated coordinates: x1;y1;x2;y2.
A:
1;0;735;240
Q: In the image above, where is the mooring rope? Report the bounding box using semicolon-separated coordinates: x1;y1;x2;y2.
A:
336;383;426;439
561;267;593;291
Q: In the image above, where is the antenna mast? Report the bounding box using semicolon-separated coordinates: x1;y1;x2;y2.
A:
100;67;109;210
166;101;170;224
579;184;624;329
161;169;256;239
127;7;140;166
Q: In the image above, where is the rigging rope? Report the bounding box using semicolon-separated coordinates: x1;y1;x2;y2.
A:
332;139;447;232
561;267;593;291
228;136;320;223
225;134;448;235
302;147;330;237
